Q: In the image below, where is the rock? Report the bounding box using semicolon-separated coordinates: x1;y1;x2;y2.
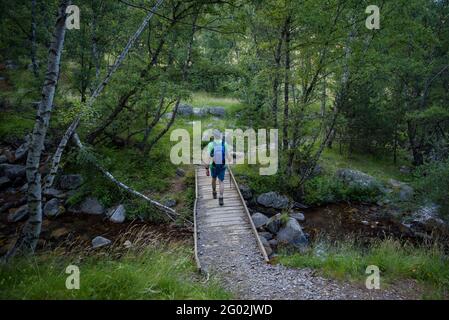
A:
176;168;186;177
80;197;104;215
43;188;63;198
277;218;308;249
0;164;26;179
399;166;411;174
268;239;278;247
5;60;18;70
58;174;83;190
193;107;209;117
257;192;289;209
44;198;62;217
0;155;7;164
336;168;381;190
266;213;282;234
388;179;414;201
7;205;28;222
258;231;273;241
50;227;70;239
251;212;269;228
0;176;11;189
259;236;273;256
177;104;193;116
361;220;369;225
92;236;111;249
124;240;132;249
292;202;308;209
19;183;28;192
109;204;126;223
409;204;446;232
164;112;174;119
208;106;226;117
290;212;305;222
163;199;177;208
14;135;31;161
239;185;253;200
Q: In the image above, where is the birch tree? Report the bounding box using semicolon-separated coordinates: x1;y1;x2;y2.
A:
5;0;71;259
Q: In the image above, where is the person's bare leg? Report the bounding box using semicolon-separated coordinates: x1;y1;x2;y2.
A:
212;177;217;199
218;179;224;205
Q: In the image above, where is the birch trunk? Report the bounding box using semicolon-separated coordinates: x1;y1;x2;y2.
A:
5;0;70;259
44;0;164;191
71;133;189;225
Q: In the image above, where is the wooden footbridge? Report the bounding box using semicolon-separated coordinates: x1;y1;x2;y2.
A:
193;165;269;274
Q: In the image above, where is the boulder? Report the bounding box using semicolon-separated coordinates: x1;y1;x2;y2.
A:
109;204;126;223
0;176;11;189
399;166;411;174
266;213;282;234
277;218;308;249
163;199;177;208
208;107;226;117
258;231;273;241
7;205;28;222
290;212;305;222
388;179;414;201
257;191;289;209
43;188;63;198
176;168;186;177
177;104;193;116
0;155;7;164
268;239;278;247
80;197;104;215
0;164;26;179
44;198;62;217
409;204;446;232
193;107;209;117
336;168;380;190
239;185;253;200
58;174;83;190
92;236;111;249
259;236;273;256
14;135;31;161
251;212;269;228
50;228;70;239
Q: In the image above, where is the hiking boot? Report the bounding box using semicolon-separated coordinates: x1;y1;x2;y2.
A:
212;191;217;199
219;197;224;206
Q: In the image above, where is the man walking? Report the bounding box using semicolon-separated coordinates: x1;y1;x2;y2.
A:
205;129;231;206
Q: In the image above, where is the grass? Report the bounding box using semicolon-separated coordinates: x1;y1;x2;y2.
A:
0;111;34;142
0;245;231;300
320;148;411;183
278;238;449;299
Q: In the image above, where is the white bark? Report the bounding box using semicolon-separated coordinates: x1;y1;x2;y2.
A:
44;0;164;191
5;0;70;259
71;133;190;225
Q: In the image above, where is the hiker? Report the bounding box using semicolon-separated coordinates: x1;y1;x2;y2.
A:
204;129;231;206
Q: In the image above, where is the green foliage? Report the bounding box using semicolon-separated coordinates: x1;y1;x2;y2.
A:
414;159;449;219
0;246;231;300
0;111;34;142
278;238;449;299
303;175;382;206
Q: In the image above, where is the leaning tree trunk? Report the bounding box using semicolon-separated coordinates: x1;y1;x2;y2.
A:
43;0;164;192
4;0;70;260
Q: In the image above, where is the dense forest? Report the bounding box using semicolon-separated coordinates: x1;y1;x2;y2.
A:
0;0;448;300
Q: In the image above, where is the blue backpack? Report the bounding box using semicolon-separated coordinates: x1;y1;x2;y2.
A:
211;137;226;168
